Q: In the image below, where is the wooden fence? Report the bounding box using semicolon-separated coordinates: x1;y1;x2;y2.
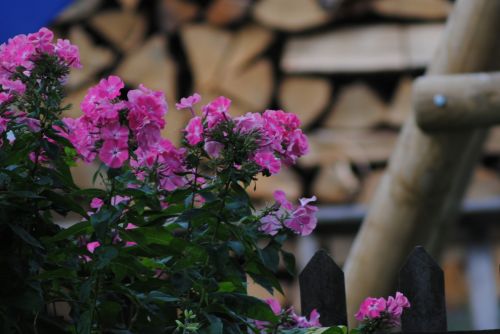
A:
299;246;499;333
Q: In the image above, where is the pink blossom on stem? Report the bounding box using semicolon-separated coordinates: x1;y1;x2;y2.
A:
54;39;82;68
259;215;282;236
292;309;321;328
273;190;294;211
99;139;129;168
136;123;162;150
86;241;101;254
127;84;167;132
176;93;201;112
234;112;264;134
284;196;318;236
111;195;130;206
101;122;129;141
253;151;281;174
184;116;203;145
27;27;54;54
387;292;411;318
0;117;8;133
284;129;309;165
355;297;387;321
0;92;12;105
202;96;231;129
266;298;282;315
60;117;98;163
90;198;104;210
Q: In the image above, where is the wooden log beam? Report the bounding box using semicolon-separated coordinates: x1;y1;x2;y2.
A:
415;72;500;131
344;0;500;326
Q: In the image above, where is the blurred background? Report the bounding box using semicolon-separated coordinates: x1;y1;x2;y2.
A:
1;0;498;330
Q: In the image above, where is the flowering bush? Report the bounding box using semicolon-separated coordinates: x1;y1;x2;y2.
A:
0;28;410;334
354;292;411;334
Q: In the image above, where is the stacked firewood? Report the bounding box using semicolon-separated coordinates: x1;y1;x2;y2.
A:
53;0;500;205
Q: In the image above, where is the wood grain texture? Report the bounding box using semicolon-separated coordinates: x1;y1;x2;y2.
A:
344;0;500;326
282;24;444;73
415;72;500;131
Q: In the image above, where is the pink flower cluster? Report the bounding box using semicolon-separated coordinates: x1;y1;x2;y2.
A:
0;27;81;103
355;292;410;327
61;76;187;191
180;94;309;175
259;190;318;236
255;298;321;332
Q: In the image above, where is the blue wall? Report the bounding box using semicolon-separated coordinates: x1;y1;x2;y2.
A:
1;0;73;43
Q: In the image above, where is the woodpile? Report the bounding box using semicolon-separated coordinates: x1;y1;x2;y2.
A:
53;0;498;207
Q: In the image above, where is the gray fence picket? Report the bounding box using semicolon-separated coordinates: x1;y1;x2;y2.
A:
399;246;447;332
299;250;347;326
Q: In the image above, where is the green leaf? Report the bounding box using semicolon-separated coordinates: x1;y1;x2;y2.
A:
35;268;76;280
217;282;237;293
138;291;179;303
8;224;43;249
206;315;223;334
281;249;296;276
42;189;86;216
259;245;280;273
47;220;91;242
79;278;93;303
90;207;120;240
96;246;119;269
76;310;92;334
219;293;277;323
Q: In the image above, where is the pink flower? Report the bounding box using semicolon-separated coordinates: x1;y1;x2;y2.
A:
99;139;129;168
90;198;104;210
265;298;282;315
176;93;201;110
136;123;162;150
387;292;410;318
54;38;81;68
27;27;54;54
0;92;12;105
292;309;321;328
101;122;129;141
284;196;318;236
29;150;49;164
284;129;309;165
86;241;101;254
0;78;26;95
184;116;203;145
111;195;130;206
81;76;124;123
273;190;294;211
0;117;8;133
259;215;282;236
355;297;387;321
60;117;98;163
234;112;264;134
0;34;35;72
202;96;231;129
204;141;224;158
127;84;167;132
253;151;281;174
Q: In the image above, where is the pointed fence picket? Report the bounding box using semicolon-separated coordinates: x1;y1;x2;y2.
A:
298;246;499;334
